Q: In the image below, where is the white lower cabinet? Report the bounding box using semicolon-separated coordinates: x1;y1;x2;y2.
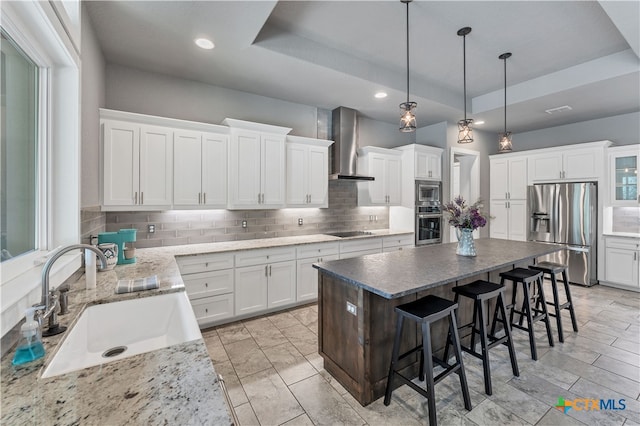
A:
234;247;297;316
296;242;340;302
177;253;235;327
382;234;414;252
604;237;640;289
176;234;412;326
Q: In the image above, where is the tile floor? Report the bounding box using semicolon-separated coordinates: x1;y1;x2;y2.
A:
201;282;640;425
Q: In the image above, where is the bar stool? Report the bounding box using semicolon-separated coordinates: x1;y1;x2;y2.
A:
529;262;578;342
495;268;554;360
384;295;472;426
443;280;519;395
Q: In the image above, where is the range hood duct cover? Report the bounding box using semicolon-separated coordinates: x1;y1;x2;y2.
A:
330;107;374;181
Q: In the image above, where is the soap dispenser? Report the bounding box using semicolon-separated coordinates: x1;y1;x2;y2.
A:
12;307;45;366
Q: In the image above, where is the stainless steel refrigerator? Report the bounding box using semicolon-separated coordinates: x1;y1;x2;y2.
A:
528;182;597;286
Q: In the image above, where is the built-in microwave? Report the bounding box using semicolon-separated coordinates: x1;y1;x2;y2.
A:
416;180;441;212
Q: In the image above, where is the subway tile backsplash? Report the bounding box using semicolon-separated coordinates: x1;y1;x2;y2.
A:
92;181;388;249
611;206;640;234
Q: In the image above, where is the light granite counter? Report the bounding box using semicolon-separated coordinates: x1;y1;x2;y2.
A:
1;230;411;425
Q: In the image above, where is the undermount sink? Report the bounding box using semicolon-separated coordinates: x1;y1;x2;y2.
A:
41;291;201;378
323;231;373;238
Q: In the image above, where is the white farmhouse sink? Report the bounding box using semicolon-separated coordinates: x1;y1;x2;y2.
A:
42;291;201;378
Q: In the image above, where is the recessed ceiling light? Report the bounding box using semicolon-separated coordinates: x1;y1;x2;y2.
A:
195;38;214;50
544;105;572;115
474;120;485;125
374;92;388;99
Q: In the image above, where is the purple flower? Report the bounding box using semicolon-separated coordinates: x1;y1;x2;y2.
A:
442;196;490;231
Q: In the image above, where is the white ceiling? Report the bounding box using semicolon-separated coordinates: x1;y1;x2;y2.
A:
85;0;640;134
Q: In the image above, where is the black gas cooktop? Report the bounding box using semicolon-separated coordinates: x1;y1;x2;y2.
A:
323;231;373;238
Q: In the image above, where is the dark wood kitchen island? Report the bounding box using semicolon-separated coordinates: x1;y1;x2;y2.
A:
313;238;562;406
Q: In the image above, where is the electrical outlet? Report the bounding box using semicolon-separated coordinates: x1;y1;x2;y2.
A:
148;224;155;233
346;301;357;316
298;218;303;226
241;220;248;228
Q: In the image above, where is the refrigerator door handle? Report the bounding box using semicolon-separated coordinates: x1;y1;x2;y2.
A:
567;245;589;253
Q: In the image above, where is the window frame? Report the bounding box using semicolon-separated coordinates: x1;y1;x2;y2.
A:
1;0;81;336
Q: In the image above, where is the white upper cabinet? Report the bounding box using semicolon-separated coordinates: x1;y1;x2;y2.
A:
416;150;442;181
102;118;173;209
357;147;403;206
174;130;228;208
489;155;528;200
608;145;639;206
285;136;333;208
225;119;291;209
528;141;611;182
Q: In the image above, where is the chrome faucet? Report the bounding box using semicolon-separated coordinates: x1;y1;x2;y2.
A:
39;244;108;336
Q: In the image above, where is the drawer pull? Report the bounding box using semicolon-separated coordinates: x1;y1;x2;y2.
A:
205;308;208;313
205;283;208;287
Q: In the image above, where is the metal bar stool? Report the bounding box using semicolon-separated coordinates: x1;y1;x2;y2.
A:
443;280;519;395
494;268;554;360
384;294;472;426
529;262;578;342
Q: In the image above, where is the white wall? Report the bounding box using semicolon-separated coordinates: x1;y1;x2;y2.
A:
105;64;319;137
502;112;639;151
81;4;106;208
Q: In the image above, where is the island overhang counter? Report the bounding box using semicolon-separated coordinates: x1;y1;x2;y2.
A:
312;238;563;406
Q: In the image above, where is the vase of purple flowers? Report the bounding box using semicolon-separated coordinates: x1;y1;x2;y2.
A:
442;196;489;257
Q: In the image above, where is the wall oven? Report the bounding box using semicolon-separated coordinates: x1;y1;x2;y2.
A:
415;181;442;246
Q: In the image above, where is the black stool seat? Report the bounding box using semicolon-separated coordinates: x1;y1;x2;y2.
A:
384;295;471;425
528;262;578;343
452;280;504;299
529;261;566;274
498;268;554;360
500;267;541;282
397;295;457;321
446;280;518;396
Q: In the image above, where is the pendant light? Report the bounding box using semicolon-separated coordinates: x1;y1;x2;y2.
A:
399;0;417;132
498;52;513;152
457;27;473;144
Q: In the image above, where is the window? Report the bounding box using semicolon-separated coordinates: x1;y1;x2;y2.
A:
1;30;39;262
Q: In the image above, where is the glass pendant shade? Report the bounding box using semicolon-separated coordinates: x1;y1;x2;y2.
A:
399;101;417;132
498;131;513;152
457;118;474;144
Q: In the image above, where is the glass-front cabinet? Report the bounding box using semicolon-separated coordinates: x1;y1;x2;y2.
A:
609;146;639;205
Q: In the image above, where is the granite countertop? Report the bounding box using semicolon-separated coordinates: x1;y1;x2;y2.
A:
313;239;563;299
1;230;411;424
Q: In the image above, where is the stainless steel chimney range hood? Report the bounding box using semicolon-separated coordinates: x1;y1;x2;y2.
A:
329;107;374;181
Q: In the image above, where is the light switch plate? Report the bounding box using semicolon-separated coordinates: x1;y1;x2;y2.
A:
346;301;357;316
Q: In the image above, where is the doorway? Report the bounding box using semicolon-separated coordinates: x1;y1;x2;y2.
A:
449;147;480;242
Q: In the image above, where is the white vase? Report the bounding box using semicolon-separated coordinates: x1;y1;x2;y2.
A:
456;228;476;257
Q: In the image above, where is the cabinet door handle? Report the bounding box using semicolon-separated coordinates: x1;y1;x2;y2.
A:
505;192;508;199
140;192;144;204
508;201;510;208
269;265;272;276
505;201;508;208
634;252;637;261
258;193;261;204
134;192;138;205
203;193;206;204
199;192;202;204
265;265;268;276
205;282;208;287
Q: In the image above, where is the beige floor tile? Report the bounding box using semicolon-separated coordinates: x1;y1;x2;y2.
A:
290;306;318;327
224;337;272;379
213;360;248;407
281;413;315;425
269;311;301;330
202;330;229;364
535;408;586;426
342;389;424;426
464;398;529;426
262;342;317;386
244;317;290;349
216;321;253;345
240;367;305;425
281;323;319;356
318;369;349;395
232;402;259;426
289;374;366;426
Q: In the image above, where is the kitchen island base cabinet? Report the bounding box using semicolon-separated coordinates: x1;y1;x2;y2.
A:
315;239;562;406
